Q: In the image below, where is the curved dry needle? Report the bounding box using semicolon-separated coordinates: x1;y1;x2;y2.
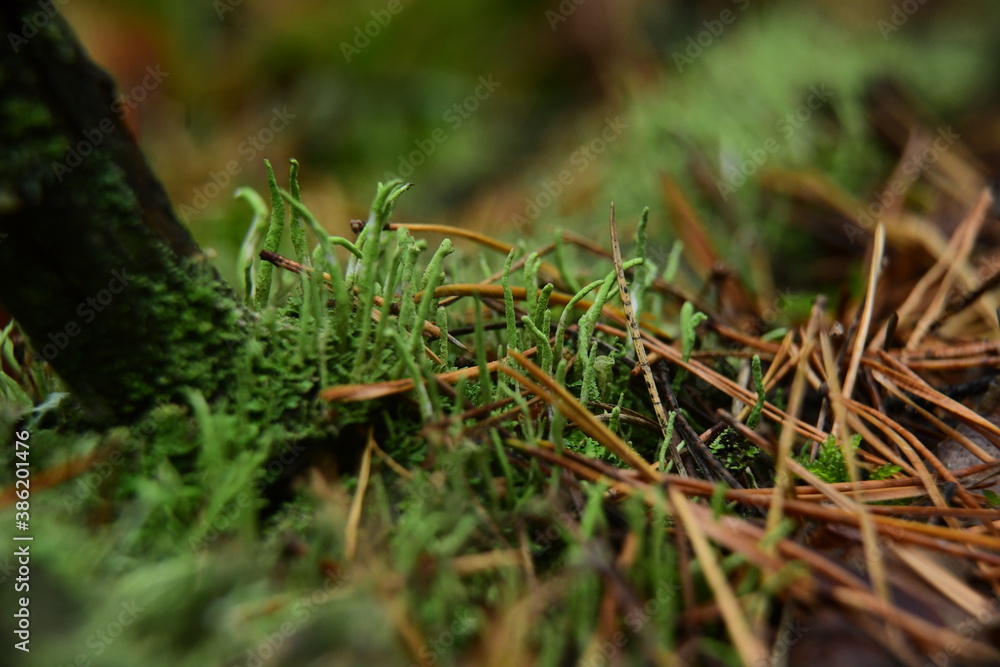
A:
608;203;685;475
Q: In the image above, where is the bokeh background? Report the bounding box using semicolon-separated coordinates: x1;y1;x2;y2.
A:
63;0;1000;292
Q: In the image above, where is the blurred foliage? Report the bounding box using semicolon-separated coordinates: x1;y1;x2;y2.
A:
63;0;1000;296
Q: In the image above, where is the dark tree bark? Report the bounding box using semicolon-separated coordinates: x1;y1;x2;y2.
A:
0;2;245;418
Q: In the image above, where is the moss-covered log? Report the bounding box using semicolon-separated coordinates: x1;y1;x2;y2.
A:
0;2;245;417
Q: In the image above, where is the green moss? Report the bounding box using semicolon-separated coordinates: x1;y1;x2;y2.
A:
0;93;68;197
797;433;863;484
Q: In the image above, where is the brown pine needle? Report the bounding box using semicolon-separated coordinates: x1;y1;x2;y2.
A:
0;449;103;508
320;347;540;402
819;332;894;631
380;222;569;291
765;297;824;540
344;428;375;561
830;587;1000;663
906;188;993;350
892;544;994;618
504;349;658;481
450;549;522;575
638;332;832;444
371;439;413;480
843;223;885;402
607;203;684;474
668;487;767;663
872;352;1000;444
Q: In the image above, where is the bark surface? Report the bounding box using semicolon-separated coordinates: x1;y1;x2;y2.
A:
0;2;245;417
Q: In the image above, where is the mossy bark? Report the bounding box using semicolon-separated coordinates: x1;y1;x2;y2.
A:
0;2;245;418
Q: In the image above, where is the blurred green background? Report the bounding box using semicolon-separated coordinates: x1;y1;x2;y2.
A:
63;0;1000;290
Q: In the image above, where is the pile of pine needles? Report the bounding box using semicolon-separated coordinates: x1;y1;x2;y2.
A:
256;103;1000;664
